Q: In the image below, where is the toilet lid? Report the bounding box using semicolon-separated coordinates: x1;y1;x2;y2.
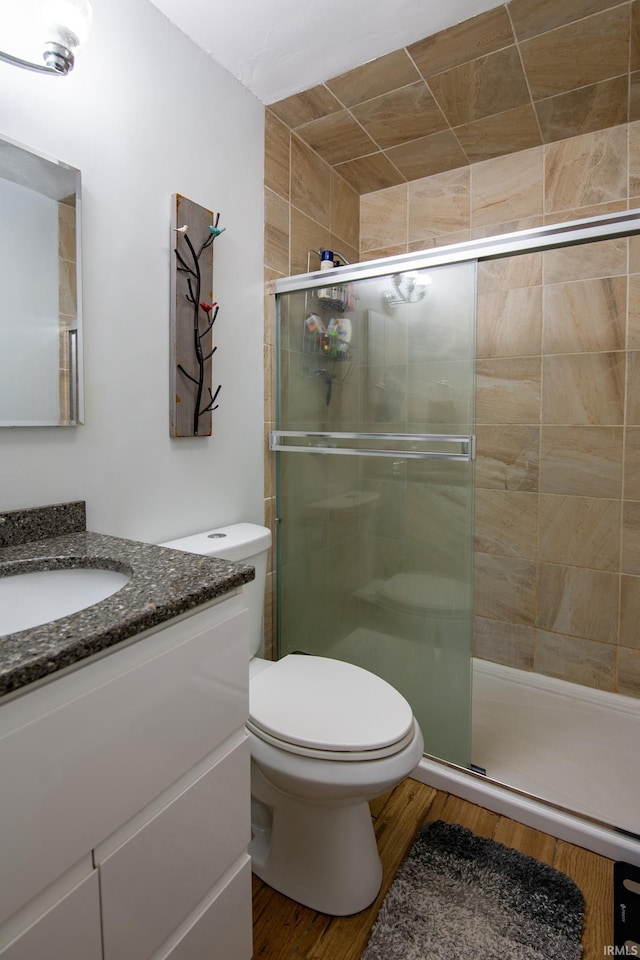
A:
248;655;414;755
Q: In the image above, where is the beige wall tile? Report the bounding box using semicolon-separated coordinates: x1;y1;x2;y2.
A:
326;50;421;107
408;168;470;242
408;230;471;252
289;207;331;277
618;646;640;696
544;126;628;214
360;184;408;253
537;562;619;643
542;353;625;426
474;489;538;558
630;120;640;197
477;252;542;293
543;199;628;225
631;236;640;274
535;630;616;690
384;130;469;182
296;110;378;166
268;84;343;128
535;76;628;145
508;0;624;43
428;46;530;127
471;214;544;240
351;82;447;150
474;552;537;624
265;109;290;200
264;188;289;274
543;237;627;283
476;357;541;424
472;617;535;670
477;286;542;358
335;153;406;195
408;6;515;77
475;424;540;491
290;135;331;226
329;234;358;267
628;351;640;423
454;104;542;164
539;425;623;497
631;71;640;124
360;244;408;261
330;172;359;251
633;0;640;71
620;575;640;648
625;427;640;500
622;500;640;574
471;147;543;228
519;6;630;101
538;494;621;571
543;276;627;354
629;275;640;350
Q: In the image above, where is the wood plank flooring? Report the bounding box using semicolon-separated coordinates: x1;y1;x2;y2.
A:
252;778;614;960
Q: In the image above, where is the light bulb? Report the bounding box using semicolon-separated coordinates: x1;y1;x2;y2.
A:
41;0;92;50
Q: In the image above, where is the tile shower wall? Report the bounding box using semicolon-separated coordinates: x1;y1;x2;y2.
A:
263;110;361;655
360;122;640;698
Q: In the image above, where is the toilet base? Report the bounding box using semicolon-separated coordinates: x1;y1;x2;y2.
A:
250;761;383;916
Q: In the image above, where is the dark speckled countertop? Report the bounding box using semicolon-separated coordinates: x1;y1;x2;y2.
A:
0;501;254;698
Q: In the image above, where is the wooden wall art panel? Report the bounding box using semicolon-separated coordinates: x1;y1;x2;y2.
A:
170;193;223;437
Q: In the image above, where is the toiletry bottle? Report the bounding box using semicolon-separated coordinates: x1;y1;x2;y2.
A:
319;249;334;299
320;249;334;270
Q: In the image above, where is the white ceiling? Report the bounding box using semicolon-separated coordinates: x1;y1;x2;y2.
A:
147;0;500;104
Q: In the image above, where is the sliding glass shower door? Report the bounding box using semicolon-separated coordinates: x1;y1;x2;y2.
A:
272;261;476;768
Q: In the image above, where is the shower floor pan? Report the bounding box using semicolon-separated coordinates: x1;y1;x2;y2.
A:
472;659;640;838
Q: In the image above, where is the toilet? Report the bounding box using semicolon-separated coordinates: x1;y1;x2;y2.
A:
161;523;424;916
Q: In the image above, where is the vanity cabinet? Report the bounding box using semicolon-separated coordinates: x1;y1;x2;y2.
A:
0;592;252;959
0;870;102;960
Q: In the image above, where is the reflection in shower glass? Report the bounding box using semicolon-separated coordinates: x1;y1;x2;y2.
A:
275;262;476;768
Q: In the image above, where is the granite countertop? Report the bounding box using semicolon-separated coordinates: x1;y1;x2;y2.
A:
0;502;254;699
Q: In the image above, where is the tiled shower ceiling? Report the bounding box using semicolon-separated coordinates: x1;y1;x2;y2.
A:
267;0;639;194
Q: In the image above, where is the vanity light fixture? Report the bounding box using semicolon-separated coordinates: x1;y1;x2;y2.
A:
0;0;92;76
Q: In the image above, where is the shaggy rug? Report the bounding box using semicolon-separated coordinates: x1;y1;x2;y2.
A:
362;820;584;960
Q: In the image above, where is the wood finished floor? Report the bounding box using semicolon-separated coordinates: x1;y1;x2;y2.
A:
252;778;613;960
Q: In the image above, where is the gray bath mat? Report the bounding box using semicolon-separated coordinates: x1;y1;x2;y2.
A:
362;820;584;960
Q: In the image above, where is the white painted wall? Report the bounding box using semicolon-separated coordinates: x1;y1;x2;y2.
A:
0;0;265;542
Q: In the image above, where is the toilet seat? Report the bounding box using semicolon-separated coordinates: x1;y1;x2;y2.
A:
248;655;415;762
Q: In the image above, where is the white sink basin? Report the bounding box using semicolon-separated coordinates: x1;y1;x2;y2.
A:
0;567;131;635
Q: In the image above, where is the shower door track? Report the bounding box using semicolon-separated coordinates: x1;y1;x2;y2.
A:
273;207;640;294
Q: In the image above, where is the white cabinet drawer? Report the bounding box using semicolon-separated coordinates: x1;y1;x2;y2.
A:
0;870;101;960
162;858;252;960
0;596;248;926
99;739;250;960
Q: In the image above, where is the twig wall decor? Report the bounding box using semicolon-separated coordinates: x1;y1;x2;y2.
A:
170;193;224;437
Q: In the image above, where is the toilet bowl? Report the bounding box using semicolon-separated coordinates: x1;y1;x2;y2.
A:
162;523;424;916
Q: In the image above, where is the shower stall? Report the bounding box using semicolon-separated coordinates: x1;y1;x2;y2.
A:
270;210;640;862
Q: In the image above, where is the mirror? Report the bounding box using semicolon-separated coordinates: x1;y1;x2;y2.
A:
0;135;83;426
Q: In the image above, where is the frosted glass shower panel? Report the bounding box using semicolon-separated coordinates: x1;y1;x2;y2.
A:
274;261;476;769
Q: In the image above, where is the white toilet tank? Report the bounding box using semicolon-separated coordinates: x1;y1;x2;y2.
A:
161;523;272;658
